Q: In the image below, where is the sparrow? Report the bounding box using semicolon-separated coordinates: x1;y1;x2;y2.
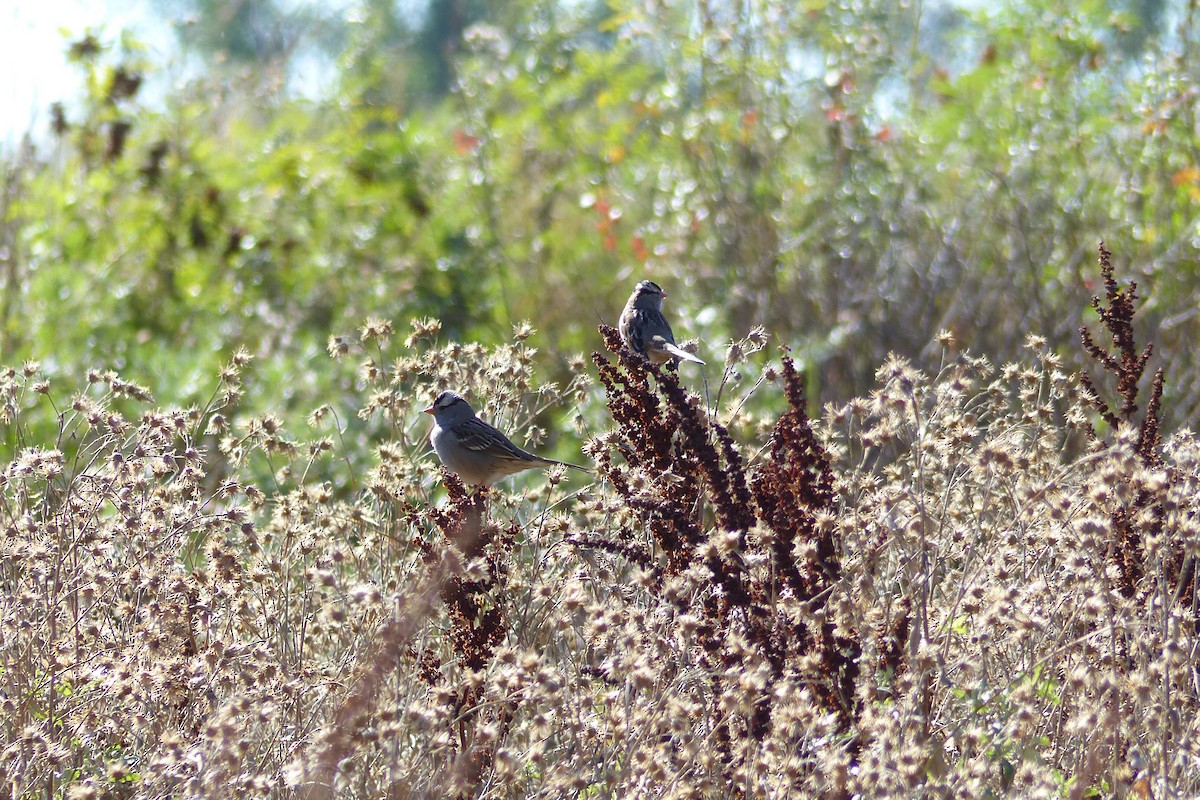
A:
424;390;589;486
618;280;705;365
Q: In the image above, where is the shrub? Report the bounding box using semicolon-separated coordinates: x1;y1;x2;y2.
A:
3;251;1198;797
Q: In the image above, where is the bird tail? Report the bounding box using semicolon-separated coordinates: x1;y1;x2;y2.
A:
551;459;591;473
662;343;706;365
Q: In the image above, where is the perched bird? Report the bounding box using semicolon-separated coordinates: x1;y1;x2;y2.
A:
424;390;589;486
619;280;706;366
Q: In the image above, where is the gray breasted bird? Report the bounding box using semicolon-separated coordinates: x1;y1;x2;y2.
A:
424;390;589;486
619;280;706;365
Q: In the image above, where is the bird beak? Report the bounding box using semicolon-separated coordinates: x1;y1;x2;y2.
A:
422;405;435;415
661;290;668;298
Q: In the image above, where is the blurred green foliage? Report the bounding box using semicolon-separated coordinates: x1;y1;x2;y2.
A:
2;0;1199;439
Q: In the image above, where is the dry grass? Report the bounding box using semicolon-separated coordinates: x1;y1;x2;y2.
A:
2;253;1199;799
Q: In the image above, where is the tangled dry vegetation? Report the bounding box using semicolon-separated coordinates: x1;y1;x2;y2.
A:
3;246;1200;799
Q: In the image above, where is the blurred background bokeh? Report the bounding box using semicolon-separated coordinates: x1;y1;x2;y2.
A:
2;0;1197;433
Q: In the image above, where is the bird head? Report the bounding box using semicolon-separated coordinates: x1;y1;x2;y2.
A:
631;280;666;309
423;390;474;422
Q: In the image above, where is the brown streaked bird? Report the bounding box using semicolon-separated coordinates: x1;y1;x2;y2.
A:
618;280;706;366
424;390;589;486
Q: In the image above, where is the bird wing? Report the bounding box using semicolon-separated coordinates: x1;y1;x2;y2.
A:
458;417;591;473
455;416;544;463
631;308;673;353
639;309;705;364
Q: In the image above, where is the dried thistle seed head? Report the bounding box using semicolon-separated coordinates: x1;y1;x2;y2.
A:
327;334;351;358
360;316;394;342
512;320;535;340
